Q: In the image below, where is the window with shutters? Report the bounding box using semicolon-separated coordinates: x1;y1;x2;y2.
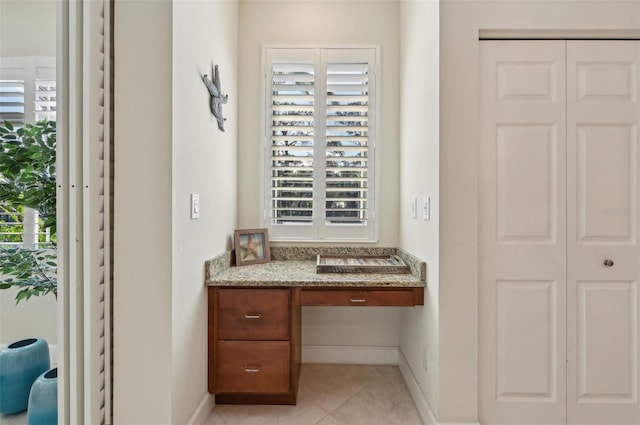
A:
263;47;378;241
0;57;56;247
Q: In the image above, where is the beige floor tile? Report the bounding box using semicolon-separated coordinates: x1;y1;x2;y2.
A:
212;404;284;425
315;414;343;425
207;364;423;425
298;364;377;412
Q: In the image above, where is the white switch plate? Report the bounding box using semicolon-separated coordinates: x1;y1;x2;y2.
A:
411;197;418;219
190;193;200;219
422;196;430;220
423;346;430;374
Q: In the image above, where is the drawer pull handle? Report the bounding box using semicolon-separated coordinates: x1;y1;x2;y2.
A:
244;365;262;373
244;313;262;319
349;298;367;303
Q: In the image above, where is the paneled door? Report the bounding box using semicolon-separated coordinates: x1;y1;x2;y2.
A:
480;40;640;425
566;41;640;425
479;40;568;425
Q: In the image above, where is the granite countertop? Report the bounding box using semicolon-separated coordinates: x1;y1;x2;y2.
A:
205;247;426;288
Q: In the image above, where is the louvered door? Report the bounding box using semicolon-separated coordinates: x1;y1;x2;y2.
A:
58;0;112;423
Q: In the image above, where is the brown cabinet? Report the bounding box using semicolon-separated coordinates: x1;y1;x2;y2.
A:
208;285;423;405
217;288;290;341
208;287;301;405
216;341;290;393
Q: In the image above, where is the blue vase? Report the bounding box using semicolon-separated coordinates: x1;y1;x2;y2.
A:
27;368;57;425
0;338;50;414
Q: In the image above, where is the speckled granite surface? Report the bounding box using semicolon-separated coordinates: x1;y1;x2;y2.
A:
205;247;426;288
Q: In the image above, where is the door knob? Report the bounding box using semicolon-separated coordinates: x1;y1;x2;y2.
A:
603;259;614;267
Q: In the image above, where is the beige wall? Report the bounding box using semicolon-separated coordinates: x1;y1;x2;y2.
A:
115;0;239;423
0;287;57;349
239;0;404;351
114;1;174;423
436;1;640;423
0;0;56;57
172;0;239;423
398;0;440;420
237;0;401;247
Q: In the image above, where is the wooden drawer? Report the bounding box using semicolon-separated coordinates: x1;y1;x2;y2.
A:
217;288;290;340
216;341;290;394
301;288;422;306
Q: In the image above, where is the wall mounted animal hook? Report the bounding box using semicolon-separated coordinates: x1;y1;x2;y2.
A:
202;64;228;132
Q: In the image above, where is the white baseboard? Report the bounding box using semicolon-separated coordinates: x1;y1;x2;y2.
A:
301;345;399;364
397;351;480;425
398;350;437;425
186;393;215;425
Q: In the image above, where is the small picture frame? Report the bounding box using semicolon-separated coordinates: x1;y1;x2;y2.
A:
233;228;271;266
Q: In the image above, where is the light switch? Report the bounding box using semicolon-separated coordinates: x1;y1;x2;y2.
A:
411;197;417;219
422;196;430;220
191;193;200;219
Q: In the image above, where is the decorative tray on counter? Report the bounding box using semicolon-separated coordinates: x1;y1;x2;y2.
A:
316;254;409;274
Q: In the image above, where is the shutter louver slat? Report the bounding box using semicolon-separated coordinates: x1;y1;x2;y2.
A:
325;61;369;226
270;62;315;225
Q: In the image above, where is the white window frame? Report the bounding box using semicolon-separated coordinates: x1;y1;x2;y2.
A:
261;46;380;242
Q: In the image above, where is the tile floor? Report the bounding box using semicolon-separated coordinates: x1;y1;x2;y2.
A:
0;364;423;425
207;364;423;425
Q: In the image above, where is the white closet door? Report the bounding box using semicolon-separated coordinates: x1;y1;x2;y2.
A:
566;40;640;425
479;41;568;425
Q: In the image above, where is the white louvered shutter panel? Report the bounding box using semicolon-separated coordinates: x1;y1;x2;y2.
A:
0;80;25;126
34;59;56;122
268;50;317;234
325;61;370;226
34;79;56;122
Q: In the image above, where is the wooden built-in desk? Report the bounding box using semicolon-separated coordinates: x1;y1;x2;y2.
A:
205;248;426;405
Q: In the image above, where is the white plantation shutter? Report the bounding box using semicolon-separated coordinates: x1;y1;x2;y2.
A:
0;80;25;125
34;79;56;122
0;57;56;126
325;61;370;226
270;60;315;225
264;47;378;241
